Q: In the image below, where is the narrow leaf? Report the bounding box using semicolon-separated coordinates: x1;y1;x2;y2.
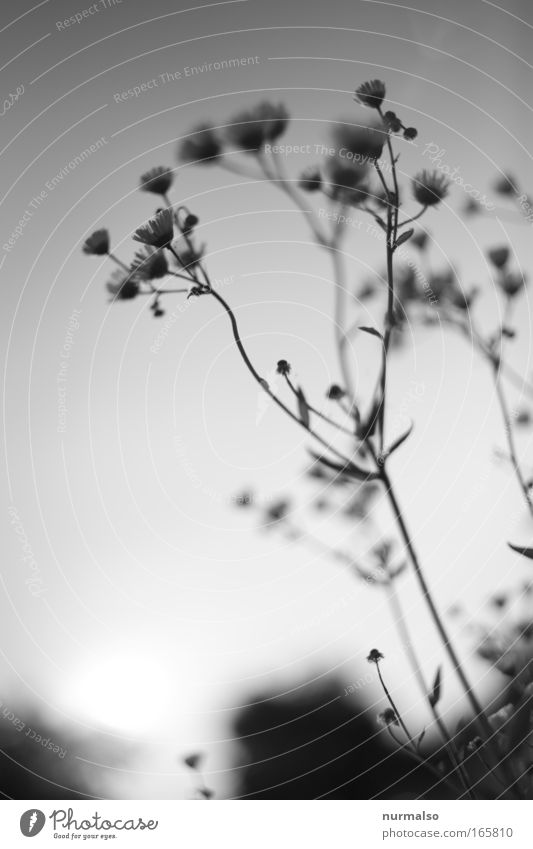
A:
428;666;442;708
296;386;310;428
308;450;378;482
508;542;533;560
359;326;383;341
395;228;414;248
385;421;414;457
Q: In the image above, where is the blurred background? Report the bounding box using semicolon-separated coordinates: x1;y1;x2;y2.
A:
1;0;532;798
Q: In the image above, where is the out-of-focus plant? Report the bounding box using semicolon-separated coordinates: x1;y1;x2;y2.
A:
84;80;533;799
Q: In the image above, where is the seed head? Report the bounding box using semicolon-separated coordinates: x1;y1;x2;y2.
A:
326;384;346;400
276;359;291;376
378;708;399;727
367;648;384;664
354;79;386;109
179;124;223;164
106;269;139;301
130;245;168;280
298;166;322;192
412;170;450;206
487;246;510;269
139;166;174;196
133;208;174;249
82;229;110;256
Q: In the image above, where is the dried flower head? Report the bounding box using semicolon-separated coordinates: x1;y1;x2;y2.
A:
130;245;168;280
264;499;290;525
82;229;110;256
326;384;346;400
139;166;174;196
298;166;322;192
106;269;139;301
354;79;386;109
133;208;174;249
225;109;267;153
499;271;526;298
276;359;291;376
183;753;202;770
378;708;399;727
326;157;370;205
410;230;429;251
179;124;223;164
383;110;402;133
412;170;450;206
403;127;418;141
493;173;517;196
488;246;510;269
367;648;384;664
255;101;290;141
333;118;387;162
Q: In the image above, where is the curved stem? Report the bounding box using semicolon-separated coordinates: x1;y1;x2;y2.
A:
107;251;130;272
375;660;416;746
208;287;357;468
398;205;427;230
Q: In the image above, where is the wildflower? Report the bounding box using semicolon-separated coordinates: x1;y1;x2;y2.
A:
487;246;510;269
326;384;345;400
367;648;384;664
256;101;290;141
276;359;291;376
183;753;202;770
378;708;399;727
298;166;322;192
354;79;386;109
264;499;290;525
182;213;199;234
493;173;517;196
225;108;267;152
410;230;429;250
139;166;174;196
333;118;387;162
178;124;222;164
499;271;526;298
383;110;402;133
326;157;370;205
412;170;450;206
133;208;174;249
130;245;168;280
106;269;139;300
82;229;110;256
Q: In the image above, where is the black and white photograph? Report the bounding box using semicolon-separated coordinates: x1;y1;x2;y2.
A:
1;0;532;844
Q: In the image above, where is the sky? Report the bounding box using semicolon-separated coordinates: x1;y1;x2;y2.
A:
1;0;533;798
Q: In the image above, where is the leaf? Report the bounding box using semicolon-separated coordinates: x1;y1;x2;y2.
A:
395;228;414;248
508;542;533;560
385;421;414;457
308;450;378;482
428;666;442;708
358;326;383;341
296;386;310;428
